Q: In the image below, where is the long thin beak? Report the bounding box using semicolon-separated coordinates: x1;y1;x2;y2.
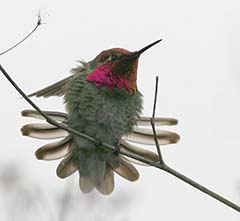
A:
133;39;162;57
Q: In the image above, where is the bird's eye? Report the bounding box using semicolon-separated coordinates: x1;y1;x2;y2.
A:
110;54;118;61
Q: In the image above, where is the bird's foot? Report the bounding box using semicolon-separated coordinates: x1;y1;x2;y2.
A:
113;140;120;156
94;138;102;148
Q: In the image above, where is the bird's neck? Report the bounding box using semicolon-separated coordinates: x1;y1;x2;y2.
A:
86;62;137;94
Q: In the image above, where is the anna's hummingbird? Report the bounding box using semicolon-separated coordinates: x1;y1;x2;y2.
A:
21;40;180;195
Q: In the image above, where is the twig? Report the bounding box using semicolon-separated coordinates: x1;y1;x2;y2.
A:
161;165;240;212
151;76;164;164
0;13;43;56
152;76;159;119
0;64;240;213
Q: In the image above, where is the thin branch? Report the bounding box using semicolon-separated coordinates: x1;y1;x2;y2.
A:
161;165;240;212
152;76;159;119
151;119;164;164
0;64;240;213
0;13;43;56
151;76;164;164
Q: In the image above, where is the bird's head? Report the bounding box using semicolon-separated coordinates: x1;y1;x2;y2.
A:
86;39;162;94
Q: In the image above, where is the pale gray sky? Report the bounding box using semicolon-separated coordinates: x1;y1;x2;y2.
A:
0;0;240;220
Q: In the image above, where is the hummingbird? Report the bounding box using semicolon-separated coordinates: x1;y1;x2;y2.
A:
21;40;180;195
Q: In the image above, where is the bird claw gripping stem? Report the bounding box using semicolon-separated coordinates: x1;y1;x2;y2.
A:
94;138;102;148
113;140;120;156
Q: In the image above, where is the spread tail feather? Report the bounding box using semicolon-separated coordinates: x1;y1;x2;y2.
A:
78;153;137;194
22;109;67;122
79;166;115;195
120;139;159;165
125;127;180;145
21;123;68;139
96;166;115;195
137;116;178;126
56;153;78;178
79;173;95;193
110;157;139;182
35;136;73;161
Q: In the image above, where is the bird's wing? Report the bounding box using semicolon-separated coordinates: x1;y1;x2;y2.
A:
28;76;74;98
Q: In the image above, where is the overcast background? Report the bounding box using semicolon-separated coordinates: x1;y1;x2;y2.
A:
0;0;240;220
